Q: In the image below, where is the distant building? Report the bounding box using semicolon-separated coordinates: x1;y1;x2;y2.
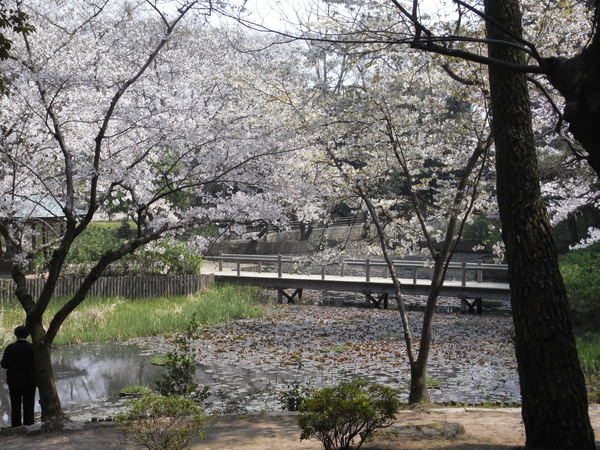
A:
0;195;71;275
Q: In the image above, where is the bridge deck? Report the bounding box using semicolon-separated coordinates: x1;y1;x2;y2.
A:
205;269;511;301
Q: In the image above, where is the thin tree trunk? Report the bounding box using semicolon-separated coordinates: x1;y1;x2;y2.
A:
28;320;63;425
485;0;595;448
358;190;416;369
407;257;445;404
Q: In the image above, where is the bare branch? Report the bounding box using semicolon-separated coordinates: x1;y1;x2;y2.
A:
441;63;480;86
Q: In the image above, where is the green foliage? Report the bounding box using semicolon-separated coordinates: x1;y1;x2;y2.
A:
461;215;502;249
70;226;123;272
560;242;600;329
0;4;34;94
31;223;203;276
577;333;600;375
575;333;600;403
151;354;168;365
156;314;200;397
586;374;600;404
128;239;203;275
279;380;314;411
298;379;400;450
115;395;205;450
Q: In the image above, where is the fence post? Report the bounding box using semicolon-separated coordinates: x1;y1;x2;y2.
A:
237;261;241;276
461;262;467;286
322;266;326;280
366;258;371;282
477;259;483;283
278;254;283;278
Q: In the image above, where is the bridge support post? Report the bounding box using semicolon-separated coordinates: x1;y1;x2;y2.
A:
365;293;389;309
460;297;483;314
277;288;303;305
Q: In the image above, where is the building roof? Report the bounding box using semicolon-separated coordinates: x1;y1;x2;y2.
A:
13;195;66;219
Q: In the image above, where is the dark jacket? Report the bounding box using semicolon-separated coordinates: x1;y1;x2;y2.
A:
1;340;36;388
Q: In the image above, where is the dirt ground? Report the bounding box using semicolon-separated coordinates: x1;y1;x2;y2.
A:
3;406;600;450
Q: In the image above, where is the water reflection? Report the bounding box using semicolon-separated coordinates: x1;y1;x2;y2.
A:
0;343;162;427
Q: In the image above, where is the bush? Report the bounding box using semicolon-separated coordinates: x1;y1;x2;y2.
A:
461;215;502;249
126;239;203;275
115;395;205;450
279;380;314;411
32;223;203;276
156;315;200;397
298;379;400;450
560;242;600;329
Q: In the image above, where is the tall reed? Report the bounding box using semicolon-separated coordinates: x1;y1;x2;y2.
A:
0;284;269;347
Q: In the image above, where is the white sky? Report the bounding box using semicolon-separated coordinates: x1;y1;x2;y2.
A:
222;1;446;32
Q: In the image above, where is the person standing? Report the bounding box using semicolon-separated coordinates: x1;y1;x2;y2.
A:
1;325;36;427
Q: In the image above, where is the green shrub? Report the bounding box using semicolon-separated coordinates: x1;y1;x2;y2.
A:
560;242;600;329
31;223;202;276
279;380;314;411
115;395;205;450
126;239;203;275
156;315;200;397
461;215;502;249
298;379;400;450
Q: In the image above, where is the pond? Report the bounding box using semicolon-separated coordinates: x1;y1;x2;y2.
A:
0;303;520;427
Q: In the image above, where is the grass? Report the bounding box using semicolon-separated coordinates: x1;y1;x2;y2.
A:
150;354;168;365
0;284;269;347
427;375;441;388
576;332;600;375
572;332;600;403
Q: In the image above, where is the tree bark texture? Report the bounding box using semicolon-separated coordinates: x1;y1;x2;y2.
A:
485;0;595;448
28;319;63;424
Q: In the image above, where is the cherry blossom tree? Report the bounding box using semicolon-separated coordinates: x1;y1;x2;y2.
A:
0;0;33;94
291;29;497;403
0;0;316;425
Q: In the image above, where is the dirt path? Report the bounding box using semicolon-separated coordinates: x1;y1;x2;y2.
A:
3;406;600;449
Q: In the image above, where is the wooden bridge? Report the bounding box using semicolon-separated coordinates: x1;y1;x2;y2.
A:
203;255;511;313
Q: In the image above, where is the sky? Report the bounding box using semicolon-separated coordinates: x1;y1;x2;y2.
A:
217;0;447;32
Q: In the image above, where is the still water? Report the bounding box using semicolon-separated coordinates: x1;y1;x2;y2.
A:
0;343;162;427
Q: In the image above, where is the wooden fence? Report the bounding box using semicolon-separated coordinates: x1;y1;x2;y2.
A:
0;274;214;305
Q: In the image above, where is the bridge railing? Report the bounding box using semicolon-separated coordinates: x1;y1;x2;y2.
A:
204;254;508;286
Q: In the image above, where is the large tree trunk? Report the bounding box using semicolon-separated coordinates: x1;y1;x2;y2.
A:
485;1;595;448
